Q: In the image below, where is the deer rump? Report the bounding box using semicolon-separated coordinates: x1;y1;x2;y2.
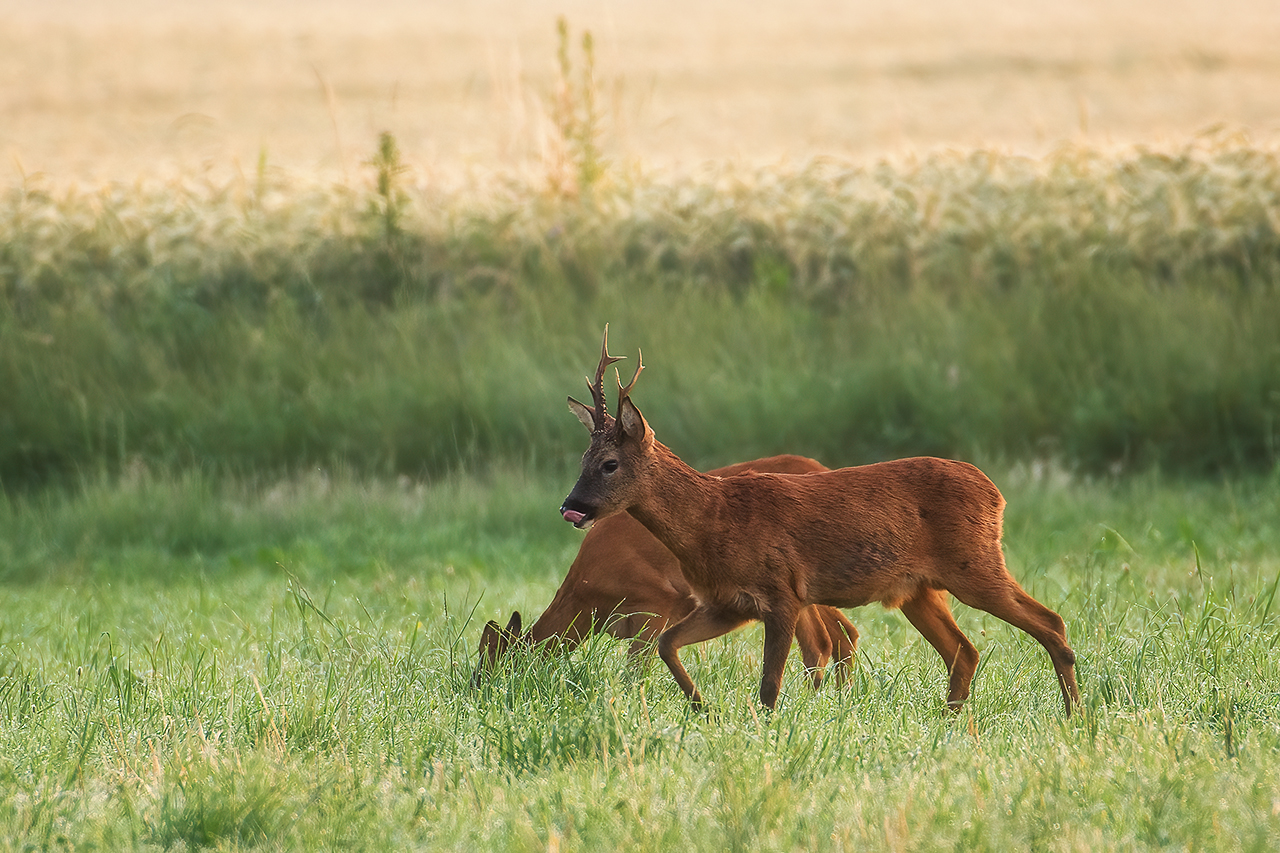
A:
473;455;859;688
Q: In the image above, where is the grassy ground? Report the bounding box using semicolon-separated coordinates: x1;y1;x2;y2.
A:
1;465;1278;850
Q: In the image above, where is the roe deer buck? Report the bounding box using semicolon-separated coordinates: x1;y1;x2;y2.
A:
473;455;860;689
559;327;1080;714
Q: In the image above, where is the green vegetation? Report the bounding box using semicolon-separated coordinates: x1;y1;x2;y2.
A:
3;137;1279;487
1;467;1278;849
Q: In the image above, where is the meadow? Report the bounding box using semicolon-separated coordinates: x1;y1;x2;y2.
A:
1;466;1279;849
3;1;1280;849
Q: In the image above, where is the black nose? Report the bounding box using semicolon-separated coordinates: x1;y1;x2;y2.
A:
561;496;591;513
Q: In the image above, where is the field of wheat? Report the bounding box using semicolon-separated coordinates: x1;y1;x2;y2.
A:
4;0;1280;181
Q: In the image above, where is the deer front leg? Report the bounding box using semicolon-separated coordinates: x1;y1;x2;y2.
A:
656;604;750;712
759;609;800;710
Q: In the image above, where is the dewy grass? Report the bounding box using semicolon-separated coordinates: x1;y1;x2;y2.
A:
1;469;1279;849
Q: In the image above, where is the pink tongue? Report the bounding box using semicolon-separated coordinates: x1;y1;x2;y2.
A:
562;509;587;524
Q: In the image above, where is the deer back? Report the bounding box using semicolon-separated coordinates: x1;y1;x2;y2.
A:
669;456;1006;611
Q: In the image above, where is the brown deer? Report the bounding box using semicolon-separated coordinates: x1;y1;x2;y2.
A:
559;327;1080;714
473;455;860;689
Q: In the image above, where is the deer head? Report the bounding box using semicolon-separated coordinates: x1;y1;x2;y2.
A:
561;325;651;530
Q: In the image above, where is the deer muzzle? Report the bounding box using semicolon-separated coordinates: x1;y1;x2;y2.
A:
559;497;596;530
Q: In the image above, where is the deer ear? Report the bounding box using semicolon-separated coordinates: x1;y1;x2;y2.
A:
618;397;652;448
505;611;522;635
472;619;506;688
567;396;596;432
478;620;503;656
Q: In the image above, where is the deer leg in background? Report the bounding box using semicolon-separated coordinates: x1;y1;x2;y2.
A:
792;607;834;690
818;608;859;688
656;605;750;711
622;611;670;656
899;588;980;710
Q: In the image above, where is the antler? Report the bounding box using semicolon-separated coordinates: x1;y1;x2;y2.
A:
582;324;625;432
617;347;644;407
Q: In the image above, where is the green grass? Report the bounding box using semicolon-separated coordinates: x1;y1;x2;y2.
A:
2;466;1279;850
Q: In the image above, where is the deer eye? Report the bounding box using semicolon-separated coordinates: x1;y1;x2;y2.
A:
602;459;619;474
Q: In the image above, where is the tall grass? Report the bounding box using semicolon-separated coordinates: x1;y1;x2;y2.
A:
2;137;1279;487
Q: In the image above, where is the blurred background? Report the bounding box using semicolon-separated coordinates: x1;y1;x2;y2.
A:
4;0;1279;178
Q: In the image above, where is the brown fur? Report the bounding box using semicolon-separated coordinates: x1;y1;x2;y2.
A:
561;329;1081;713
474;455;861;689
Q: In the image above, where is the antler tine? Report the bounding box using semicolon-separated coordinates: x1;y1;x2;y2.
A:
617;347;644;405
588;324;625;431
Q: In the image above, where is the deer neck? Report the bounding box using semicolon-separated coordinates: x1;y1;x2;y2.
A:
625;442;724;570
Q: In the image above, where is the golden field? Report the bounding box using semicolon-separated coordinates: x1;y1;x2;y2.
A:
3;0;1280;182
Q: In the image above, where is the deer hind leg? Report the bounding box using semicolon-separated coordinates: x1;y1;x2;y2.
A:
656;605;751;712
900;588;979;710
792;607;835;690
949;558;1081;714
